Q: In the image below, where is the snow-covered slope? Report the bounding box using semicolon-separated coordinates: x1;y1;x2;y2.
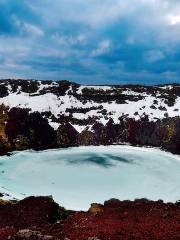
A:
0;79;179;132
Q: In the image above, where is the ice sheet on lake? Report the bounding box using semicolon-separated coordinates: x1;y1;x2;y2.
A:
0;145;180;210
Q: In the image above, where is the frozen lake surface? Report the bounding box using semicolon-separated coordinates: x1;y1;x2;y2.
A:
0;145;180;210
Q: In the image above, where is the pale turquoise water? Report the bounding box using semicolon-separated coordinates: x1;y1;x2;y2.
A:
0;145;180;210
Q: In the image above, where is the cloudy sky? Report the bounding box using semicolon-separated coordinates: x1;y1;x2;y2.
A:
0;0;180;84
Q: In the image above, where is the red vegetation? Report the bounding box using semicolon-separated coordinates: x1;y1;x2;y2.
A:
1;197;180;239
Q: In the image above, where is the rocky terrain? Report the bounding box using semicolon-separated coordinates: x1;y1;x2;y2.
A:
0;80;179;239
0;79;179;154
0;196;180;240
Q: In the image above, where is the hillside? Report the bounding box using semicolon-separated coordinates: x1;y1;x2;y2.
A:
0;80;179;129
1;196;180;240
0;79;179;154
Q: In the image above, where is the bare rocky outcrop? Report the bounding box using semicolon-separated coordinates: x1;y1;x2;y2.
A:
57;122;78;147
5;108;56;152
0;196;62;229
0;106;179;155
76;129;96;145
0;104;11;154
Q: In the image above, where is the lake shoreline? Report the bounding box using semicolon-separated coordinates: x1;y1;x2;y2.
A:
4;142;180;157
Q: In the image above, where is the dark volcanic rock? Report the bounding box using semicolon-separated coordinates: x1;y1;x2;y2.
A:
163;118;180;154
92;122;108;145
76;129;96;145
1;105;179;155
0;85;9;98
57;122;78;147
0;104;11;154
5;108;56;151
5;108;30;150
28;112;56;150
0;196;61;229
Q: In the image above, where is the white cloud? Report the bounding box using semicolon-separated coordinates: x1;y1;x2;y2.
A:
12;14;44;37
52;33;86;46
91;40;111;57
167;14;180;25
23;22;44;37
145;50;165;63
